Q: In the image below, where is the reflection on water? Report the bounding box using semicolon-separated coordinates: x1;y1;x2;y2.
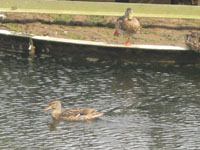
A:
0;49;200;149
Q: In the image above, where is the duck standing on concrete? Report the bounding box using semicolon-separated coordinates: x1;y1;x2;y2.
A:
114;8;141;46
44;100;103;121
185;32;200;52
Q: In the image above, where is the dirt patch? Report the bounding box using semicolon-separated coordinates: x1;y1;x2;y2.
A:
0;13;200;47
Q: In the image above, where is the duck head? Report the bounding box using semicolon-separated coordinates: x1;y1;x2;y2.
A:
125;8;134;20
44;100;62;119
44;100;61;111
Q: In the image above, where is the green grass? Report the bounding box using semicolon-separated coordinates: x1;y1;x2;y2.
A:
67;33;85;40
0;0;200;19
184;19;200;26
60;31;85;40
52;14;74;24
3;23;22;32
85;16;107;26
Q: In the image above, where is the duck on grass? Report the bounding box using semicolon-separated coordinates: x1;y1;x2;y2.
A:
114;8;142;46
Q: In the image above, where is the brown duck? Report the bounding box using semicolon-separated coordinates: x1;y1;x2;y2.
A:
44;100;103;121
114;8;141;46
185;32;200;52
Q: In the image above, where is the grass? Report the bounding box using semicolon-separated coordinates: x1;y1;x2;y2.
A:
52;15;112;27
60;31;85;40
3;23;23;32
1;0;200;19
67;33;85;40
52;14;74;24
85;16;107;26
141;30;158;36
184;19;200;26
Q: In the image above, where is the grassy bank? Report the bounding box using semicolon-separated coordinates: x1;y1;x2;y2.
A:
0;0;200;19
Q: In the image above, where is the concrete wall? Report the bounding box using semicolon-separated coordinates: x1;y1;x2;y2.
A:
129;0;170;4
1;32;199;64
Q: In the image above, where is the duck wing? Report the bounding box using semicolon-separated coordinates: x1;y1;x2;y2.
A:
121;17;141;33
61;108;96;117
116;16;141;34
115;16;125;31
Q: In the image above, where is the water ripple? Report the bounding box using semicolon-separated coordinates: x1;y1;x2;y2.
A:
0;50;200;149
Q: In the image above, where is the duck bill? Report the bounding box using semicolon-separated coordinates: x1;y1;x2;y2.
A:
44;106;52;111
128;13;134;20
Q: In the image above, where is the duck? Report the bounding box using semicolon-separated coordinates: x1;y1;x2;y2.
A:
185;32;200;52
114;8;142;46
44;100;103;121
28;38;35;56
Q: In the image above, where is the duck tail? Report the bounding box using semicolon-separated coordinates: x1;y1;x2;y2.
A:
92;112;104;118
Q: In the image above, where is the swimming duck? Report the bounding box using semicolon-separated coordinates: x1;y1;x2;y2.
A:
114;8;141;46
185;32;200;52
44;100;103;121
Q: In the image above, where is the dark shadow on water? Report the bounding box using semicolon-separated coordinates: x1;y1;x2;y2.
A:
47;118;103;131
47;119;61;131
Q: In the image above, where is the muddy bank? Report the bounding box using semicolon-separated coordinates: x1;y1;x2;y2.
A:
0;13;200;47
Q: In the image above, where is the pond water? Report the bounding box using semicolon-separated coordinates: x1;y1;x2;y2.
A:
0;48;200;150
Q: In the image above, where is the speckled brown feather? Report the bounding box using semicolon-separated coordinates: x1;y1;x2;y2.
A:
44;100;103;121
185;32;200;52
61;108;96;117
116;14;141;37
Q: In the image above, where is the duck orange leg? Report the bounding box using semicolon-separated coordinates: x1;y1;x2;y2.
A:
124;37;132;46
114;30;119;36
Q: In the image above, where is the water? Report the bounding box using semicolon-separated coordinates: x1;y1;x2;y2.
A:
0;49;200;150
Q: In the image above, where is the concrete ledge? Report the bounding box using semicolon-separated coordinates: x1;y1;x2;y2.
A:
0;30;200;64
32;35;187;51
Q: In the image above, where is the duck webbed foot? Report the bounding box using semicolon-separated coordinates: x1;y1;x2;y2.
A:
114;30;119;36
124;38;132;46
